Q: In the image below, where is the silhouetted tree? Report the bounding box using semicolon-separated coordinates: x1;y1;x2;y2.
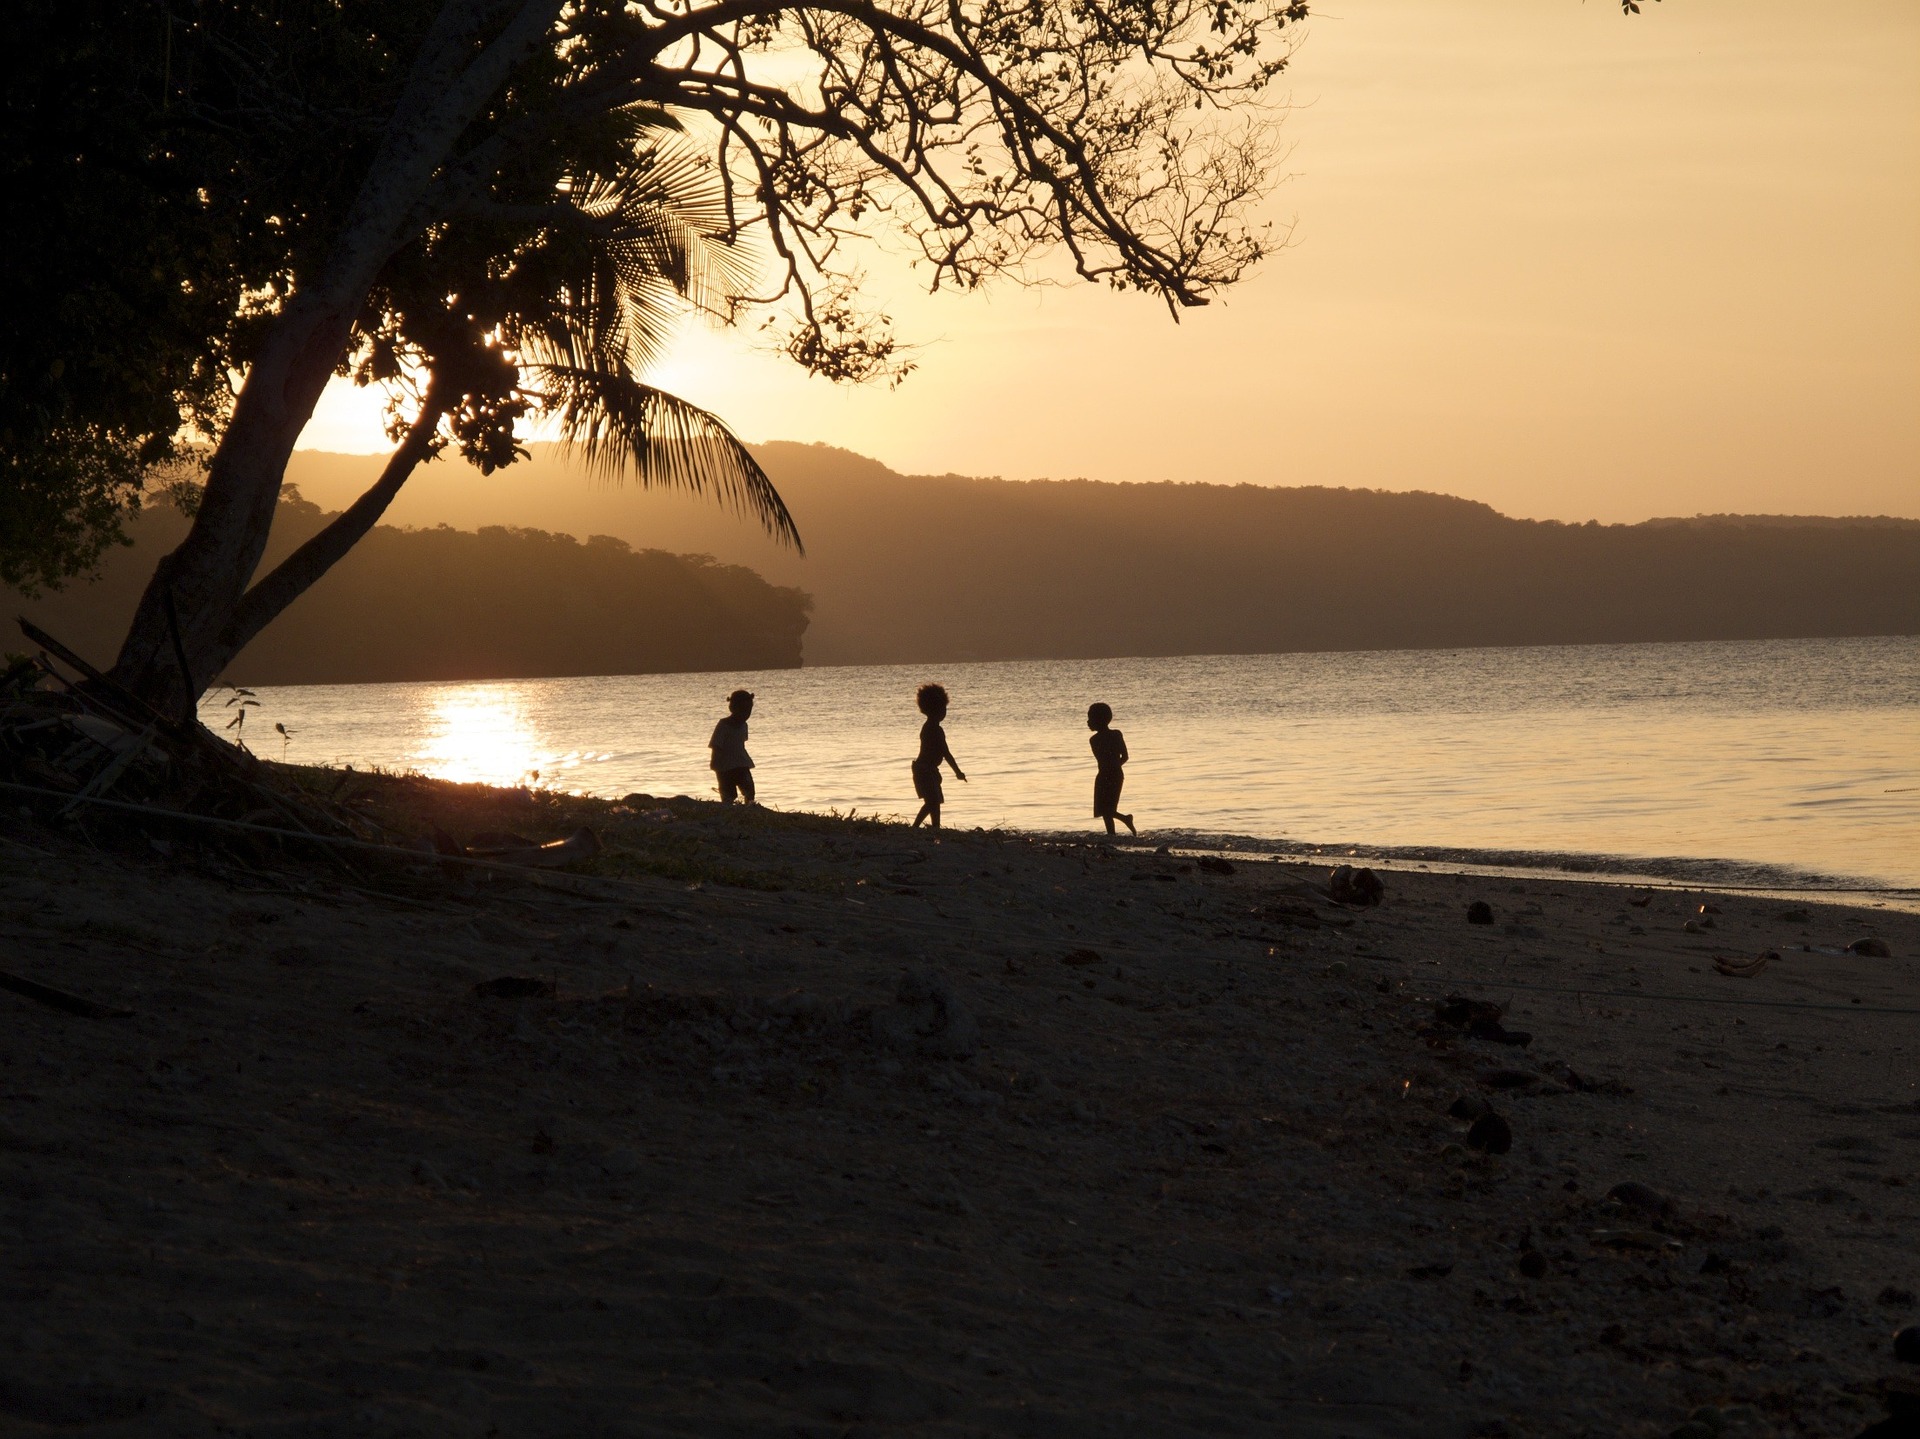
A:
0;3;306;592
14;0;1312;715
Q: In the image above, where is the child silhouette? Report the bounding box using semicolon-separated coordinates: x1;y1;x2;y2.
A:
910;683;966;830
709;689;756;804
1087;702;1135;836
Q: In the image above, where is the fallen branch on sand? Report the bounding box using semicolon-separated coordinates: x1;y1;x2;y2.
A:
0;968;133;1019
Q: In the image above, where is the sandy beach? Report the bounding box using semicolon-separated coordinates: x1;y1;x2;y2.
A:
2;778;1916;1437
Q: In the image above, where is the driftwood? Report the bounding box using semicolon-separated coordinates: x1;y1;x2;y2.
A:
7;619;384;862
462;827;603;869
0;968;133;1019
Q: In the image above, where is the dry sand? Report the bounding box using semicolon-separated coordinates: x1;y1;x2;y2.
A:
1;779;1916;1438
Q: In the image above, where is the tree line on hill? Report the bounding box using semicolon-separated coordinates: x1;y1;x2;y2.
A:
286;442;1920;667
7;492;810;685
18;444;1916;685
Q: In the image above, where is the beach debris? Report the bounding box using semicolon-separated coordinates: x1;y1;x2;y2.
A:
1882;1288;1917;1309
1856;1404;1920;1439
1060;948;1103;967
1776;908;1812;924
1196;855;1235;875
1466;1111;1512;1155
1629;893;1653;908
1866;1377;1920;1431
1589;1228;1683;1251
0;967;133;1020
1849;937;1894;958
1327;864;1383;906
1605;1181;1675;1217
1699;902;1723;916
1466;901;1494;925
1429;993;1530;1046
1898;1326;1920;1364
1434;994;1501;1028
1447;1094;1493;1122
464;826;603;868
870;970;980;1060
1535;1058;1626;1094
1471;1017;1531;1046
1713;952;1775;978
474;976;556;1000
1683;917;1714;933
1518;1249;1548;1279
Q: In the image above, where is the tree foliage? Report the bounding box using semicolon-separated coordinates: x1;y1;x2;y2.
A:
8;0;1319;710
1;1;426;589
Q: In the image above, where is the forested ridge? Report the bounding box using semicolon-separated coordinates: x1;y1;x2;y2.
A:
7;492;810;683
284;443;1920;665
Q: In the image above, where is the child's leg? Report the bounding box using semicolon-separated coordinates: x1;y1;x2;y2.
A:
1120;813;1135;835
739;772;756;805
717;771;738;804
1103;815;1116;835
927;803;941;831
913;803;931;827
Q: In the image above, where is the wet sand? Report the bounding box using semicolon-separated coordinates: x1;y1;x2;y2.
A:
1;780;1916;1437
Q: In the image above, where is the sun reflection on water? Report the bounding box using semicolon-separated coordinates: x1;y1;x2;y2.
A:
411;686;572;788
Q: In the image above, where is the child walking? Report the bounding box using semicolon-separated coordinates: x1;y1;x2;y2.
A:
910;683;966;830
709;689;756;804
1087;702;1135;836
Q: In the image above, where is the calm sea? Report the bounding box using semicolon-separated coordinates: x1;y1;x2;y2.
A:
206;636;1920;896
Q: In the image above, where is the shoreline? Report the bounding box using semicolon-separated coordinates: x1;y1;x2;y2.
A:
4;771;1917;1436
1100;832;1920;912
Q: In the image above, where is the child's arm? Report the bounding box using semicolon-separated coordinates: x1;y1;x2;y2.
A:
1118;734;1129;765
944;737;966;782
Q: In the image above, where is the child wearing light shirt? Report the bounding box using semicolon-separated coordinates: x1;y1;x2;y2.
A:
709;689;756;804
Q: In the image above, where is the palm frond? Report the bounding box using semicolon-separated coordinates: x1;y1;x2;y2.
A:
528;361;800;553
563;142;758;367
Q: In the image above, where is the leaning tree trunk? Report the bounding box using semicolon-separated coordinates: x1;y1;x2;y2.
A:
107;0;565;718
199;389;448;684
109;296;363;718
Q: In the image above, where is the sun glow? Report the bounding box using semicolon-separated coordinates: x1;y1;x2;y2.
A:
410;685;581;789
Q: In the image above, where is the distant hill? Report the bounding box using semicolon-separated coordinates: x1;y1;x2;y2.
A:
1642;513;1920;531
281;442;1920;664
8;493;811;684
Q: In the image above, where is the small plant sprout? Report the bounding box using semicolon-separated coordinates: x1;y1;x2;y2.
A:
216;685;259;751
274;721;296;760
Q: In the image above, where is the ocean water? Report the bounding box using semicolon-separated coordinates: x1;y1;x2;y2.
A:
207;636;1920;895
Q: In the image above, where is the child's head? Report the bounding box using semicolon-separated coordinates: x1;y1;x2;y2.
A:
916;683;949;718
728;688;754;719
1087;702;1113;731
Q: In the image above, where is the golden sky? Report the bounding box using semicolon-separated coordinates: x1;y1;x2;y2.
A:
301;0;1920;523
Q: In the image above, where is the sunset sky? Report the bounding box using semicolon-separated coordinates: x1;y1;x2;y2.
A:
300;0;1920;524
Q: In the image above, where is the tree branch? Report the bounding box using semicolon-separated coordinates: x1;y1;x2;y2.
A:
214;387;449;666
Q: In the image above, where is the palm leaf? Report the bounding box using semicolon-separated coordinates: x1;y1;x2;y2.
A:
528;361;801;553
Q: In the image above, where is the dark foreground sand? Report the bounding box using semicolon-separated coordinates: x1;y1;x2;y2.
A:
1;779;1916;1438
